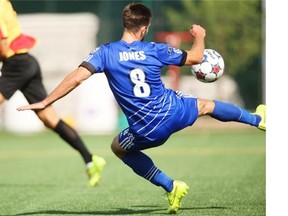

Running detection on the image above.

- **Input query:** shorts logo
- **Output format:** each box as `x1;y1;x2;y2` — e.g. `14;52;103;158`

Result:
167;46;173;55
120;129;135;150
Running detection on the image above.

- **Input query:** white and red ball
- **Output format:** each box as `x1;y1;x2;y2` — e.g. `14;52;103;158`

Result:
191;49;225;83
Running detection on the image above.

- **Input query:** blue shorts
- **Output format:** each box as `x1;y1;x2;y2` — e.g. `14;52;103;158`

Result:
118;95;198;151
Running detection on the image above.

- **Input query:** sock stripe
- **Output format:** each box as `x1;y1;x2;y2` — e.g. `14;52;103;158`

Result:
143;165;156;178
149;167;160;181
144;165;159;181
237;107;243;121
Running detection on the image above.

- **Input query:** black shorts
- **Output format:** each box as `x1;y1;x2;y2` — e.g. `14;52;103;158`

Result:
0;53;47;104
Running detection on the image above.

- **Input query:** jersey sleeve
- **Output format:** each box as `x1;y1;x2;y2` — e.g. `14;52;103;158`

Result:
79;46;105;74
156;43;187;66
0;21;8;39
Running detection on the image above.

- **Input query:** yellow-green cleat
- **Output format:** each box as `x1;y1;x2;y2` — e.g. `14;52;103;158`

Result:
254;104;266;131
86;155;106;187
166;180;189;214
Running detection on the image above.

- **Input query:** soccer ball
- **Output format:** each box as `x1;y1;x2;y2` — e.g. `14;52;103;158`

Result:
191;49;225;83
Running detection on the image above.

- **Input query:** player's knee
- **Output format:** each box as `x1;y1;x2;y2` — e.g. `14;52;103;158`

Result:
197;98;215;116
36;109;59;129
110;137;117;152
111;136;127;159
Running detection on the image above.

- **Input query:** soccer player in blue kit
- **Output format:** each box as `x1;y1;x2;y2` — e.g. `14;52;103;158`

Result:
17;2;266;214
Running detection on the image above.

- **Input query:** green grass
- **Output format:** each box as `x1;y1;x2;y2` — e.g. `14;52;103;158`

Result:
0;129;265;216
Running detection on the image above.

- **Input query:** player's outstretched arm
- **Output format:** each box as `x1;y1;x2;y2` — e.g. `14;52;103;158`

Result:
17;66;92;111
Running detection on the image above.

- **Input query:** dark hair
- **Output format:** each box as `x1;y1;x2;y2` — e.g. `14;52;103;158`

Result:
122;2;152;32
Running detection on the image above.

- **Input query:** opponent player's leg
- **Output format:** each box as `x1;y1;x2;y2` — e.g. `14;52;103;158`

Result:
35;106;106;186
0;92;5;104
197;98;266;130
0;58;22;105
111;130;189;213
21;56;105;185
35;106;93;163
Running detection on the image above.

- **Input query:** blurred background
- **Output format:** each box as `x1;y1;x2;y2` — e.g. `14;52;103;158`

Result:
0;0;265;134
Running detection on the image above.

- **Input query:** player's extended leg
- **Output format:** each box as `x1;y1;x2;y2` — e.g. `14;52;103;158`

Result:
111;133;189;214
197;99;266;131
35;106;106;186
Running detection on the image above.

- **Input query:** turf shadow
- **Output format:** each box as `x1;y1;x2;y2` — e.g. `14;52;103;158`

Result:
2;205;228;215
2;207;164;215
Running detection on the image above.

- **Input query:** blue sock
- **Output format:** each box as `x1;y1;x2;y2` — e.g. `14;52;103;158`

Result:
211;100;261;126
123;151;173;192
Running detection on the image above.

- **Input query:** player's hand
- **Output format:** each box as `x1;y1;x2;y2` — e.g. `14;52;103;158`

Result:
189;24;206;40
17;101;46;111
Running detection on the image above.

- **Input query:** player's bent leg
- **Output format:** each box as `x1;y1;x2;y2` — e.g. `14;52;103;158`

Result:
111;130;183;205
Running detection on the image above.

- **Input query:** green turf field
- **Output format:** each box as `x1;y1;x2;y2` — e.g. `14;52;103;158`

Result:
0;129;265;216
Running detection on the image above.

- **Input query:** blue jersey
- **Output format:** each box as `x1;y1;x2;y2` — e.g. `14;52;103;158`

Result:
80;40;198;148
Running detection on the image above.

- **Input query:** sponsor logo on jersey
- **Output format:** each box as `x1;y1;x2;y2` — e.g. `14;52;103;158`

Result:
167;46;182;55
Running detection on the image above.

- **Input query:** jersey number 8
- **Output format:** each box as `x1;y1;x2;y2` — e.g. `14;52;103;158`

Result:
130;68;151;97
